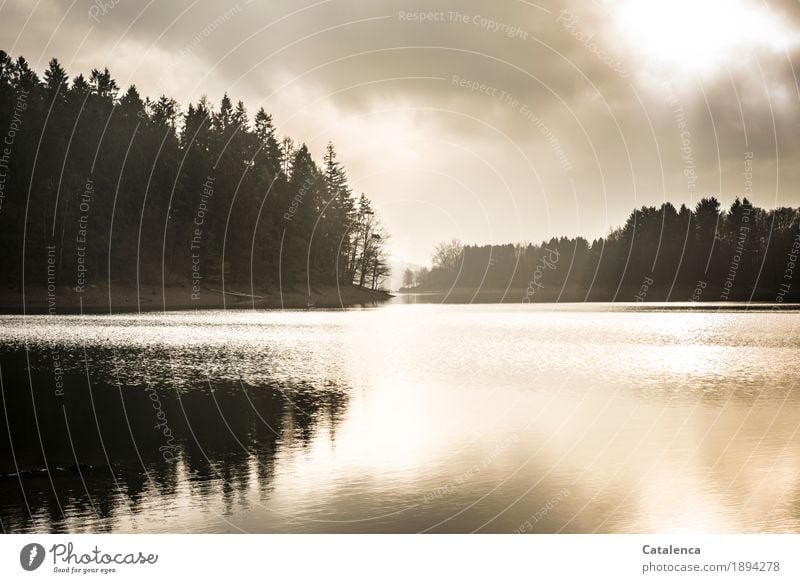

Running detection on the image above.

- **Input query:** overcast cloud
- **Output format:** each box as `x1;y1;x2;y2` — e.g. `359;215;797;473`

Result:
2;0;799;264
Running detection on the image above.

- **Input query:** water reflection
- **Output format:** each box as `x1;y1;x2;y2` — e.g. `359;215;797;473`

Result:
1;305;798;533
0;347;348;533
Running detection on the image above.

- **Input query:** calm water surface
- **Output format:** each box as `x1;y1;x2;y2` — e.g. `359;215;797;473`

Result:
1;303;798;533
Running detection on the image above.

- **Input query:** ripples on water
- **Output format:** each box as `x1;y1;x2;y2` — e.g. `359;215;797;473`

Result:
0;303;798;533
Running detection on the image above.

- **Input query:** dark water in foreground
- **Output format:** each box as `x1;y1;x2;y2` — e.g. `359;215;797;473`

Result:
1;303;798;533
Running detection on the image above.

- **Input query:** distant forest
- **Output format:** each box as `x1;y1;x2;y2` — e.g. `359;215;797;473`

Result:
0;52;390;291
407;198;800;302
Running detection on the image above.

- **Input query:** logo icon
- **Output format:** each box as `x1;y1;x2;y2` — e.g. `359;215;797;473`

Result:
20;543;46;571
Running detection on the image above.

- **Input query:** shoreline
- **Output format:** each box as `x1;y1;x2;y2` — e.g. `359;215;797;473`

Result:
395;285;800;304
0;284;393;315
2;284;796;314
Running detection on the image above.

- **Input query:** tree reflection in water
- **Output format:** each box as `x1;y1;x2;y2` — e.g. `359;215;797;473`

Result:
0;347;348;533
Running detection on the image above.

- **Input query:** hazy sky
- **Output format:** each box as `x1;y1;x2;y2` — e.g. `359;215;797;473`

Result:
2;0;799;264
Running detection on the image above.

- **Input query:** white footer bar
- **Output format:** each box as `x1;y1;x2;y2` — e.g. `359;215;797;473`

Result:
1;534;797;582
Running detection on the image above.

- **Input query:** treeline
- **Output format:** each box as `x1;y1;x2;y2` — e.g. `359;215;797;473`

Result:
409;198;800;302
0;51;390;291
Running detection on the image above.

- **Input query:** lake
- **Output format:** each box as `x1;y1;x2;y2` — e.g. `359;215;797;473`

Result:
1;302;798;533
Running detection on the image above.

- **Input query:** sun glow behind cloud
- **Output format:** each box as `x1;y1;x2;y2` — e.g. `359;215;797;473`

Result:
615;0;798;75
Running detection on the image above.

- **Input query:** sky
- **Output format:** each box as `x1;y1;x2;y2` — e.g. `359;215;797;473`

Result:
2;0;799;265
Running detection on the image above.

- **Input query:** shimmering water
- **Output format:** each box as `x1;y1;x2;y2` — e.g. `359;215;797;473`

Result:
1;303;798;533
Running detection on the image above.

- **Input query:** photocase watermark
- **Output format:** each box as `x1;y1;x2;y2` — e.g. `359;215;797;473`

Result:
154;2;249;87
284;175;313;222
634;274;655;302
689;279;707;302
43;243;67;397
0;89;29;217
451;74;504;98
522;247;560;302
556;10;628;78
451;75;572;173
20;543;46;571
743;151;754;199
720;191;752;301
21;541;159;574
177;3;246;61
662;82;698;196
773;231;800;306
422;434;520;503
87;0;121;23
190;176;215;300
397;10;446;22
519;107;573;173
145;385;179;464
513;487;571;533
47;542;158;575
398;11;529;40
74;177;94;293
45;244;57;314
450;11;529;40
717;152;756;302
49;341;65;397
